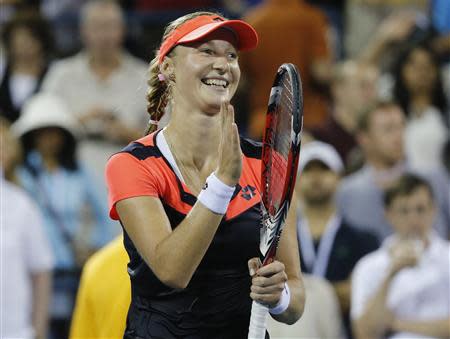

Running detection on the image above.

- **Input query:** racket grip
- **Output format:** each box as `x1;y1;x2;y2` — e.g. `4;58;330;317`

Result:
248;300;269;339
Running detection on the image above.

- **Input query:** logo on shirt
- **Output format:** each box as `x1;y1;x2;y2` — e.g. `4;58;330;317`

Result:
241;185;256;200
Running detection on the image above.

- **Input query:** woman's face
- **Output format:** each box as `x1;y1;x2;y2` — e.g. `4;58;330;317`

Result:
169;28;241;114
10;26;43;61
401;48;438;95
33;127;65;157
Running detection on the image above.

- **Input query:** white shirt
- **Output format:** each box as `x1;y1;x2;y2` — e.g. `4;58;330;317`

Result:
42;51;148;131
351;234;450;339
1;178;53;339
404;107;448;172
10;73;38;109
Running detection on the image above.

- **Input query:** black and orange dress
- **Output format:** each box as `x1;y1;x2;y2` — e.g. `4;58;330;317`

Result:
105;129;264;339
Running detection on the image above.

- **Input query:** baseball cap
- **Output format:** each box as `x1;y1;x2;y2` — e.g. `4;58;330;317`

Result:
299;141;344;174
158;15;258;64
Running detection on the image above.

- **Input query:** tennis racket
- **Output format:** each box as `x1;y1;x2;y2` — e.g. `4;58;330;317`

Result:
248;63;303;339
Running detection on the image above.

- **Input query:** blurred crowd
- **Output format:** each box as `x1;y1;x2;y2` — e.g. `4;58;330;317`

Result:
0;0;449;338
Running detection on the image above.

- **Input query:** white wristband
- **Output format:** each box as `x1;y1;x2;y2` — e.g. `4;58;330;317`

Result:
197;172;235;215
269;283;291;315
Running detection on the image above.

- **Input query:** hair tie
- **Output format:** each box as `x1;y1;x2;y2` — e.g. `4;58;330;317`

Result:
148;119;159;125
158;73;166;82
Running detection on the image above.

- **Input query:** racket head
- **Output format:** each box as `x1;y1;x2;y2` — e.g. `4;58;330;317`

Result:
259;63;303;264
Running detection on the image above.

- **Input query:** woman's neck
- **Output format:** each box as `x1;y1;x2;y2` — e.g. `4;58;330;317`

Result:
410;94;432;117
165;112;221;169
12;57;44;77
41;154;59;172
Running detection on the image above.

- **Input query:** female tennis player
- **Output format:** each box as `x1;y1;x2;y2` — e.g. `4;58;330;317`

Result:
105;11;305;338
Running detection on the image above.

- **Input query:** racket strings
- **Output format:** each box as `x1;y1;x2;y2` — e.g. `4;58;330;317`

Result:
267;76;294;212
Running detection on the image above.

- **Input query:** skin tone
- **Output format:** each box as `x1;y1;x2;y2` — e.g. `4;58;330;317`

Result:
353;187;450;339
33;127;65;172
116;28;304;324
401;48;438;117
9;26;44;77
358;106;406;172
31;272;52;339
332;62;379;133
296;161;351;313
0;121;22;184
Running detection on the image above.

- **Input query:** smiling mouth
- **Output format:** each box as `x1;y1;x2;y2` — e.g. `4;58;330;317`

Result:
201;78;229;89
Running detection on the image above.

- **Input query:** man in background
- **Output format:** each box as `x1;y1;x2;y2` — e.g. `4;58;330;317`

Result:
351;174;450;338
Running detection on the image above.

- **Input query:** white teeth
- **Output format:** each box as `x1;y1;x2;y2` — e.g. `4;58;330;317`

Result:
203;79;228;88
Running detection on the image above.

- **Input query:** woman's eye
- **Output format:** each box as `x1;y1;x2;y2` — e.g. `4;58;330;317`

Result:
228;52;238;60
201;48;214;55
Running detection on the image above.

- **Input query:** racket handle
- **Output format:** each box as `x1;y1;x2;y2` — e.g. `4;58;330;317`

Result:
248;300;269;339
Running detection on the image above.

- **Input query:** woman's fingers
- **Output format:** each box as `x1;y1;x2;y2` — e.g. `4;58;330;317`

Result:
216;102;242;186
249;259;288;307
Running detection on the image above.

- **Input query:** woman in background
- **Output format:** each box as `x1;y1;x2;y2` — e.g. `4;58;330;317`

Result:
12;93;115;339
393;42;449;172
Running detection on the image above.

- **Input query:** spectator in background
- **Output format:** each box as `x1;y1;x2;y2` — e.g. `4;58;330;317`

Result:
41;0;148;186
337;100;449;241
240;0;332;138
0;118;53;339
392;43;448;172
11;93;115;339
69;236;129;339
295;141;379;337
351;174;450;339
312;60;379;172
0;11;53;122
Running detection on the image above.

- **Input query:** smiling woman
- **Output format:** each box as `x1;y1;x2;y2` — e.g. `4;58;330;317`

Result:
105;12;305;339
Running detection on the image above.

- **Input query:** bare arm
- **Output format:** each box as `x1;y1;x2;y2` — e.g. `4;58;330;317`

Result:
392;318;450;338
117;196;225;289
333;279;351;314
272;196;305;324
359;12;416;66
249;195;305;325
31;271;52;339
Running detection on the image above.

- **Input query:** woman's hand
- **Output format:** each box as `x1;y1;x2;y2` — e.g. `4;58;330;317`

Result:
248;258;288;308
215;100;242;187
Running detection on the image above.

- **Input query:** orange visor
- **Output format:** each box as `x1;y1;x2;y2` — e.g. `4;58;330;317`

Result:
158;15;258;64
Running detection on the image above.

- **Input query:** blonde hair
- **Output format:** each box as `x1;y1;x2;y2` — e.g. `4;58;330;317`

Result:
145;11;224;135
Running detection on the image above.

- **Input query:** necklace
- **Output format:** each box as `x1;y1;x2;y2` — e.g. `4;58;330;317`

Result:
164;130;206;195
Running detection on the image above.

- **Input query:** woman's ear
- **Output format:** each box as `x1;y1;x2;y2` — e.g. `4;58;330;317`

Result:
160;58;175;81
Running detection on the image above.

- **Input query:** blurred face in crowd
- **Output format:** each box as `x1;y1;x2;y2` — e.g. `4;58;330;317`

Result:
9;26;43;62
332;62;379;118
33;127;65;158
81;2;124;55
402;47;438;96
360;105;405;167
298;160;340;206
386;187;435;242
169;28;241;113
